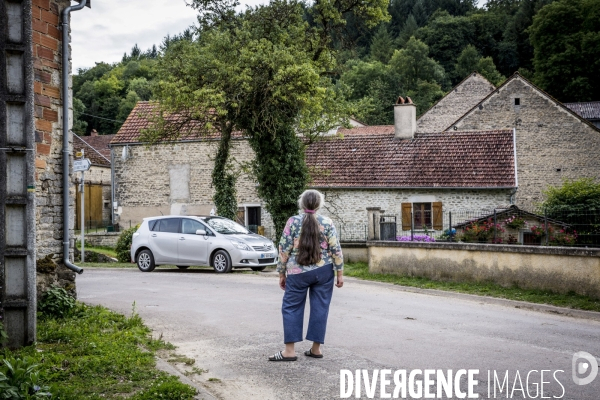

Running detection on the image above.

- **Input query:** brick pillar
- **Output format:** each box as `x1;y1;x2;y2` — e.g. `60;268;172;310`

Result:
366;207;381;241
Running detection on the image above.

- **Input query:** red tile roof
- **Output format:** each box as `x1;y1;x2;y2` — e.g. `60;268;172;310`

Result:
306;129;516;188
337;125;394;135
111;101;242;144
564;101;600;120
78;133;114;159
73;135;110;167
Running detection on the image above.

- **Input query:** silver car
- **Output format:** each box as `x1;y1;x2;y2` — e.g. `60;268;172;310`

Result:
130;215;278;273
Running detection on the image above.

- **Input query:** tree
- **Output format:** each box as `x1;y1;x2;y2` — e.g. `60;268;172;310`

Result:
389;36;446;90
542;178;600;213
147;0;389;237
529;0;600;102
454;44;480;80
370;25;395;63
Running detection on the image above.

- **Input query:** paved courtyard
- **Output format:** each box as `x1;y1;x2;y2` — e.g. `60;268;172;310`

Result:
78;268;600;399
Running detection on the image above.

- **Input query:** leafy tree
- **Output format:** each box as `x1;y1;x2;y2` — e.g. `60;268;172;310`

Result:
389;36;446;89
455;45;506;85
529;0;600;102
370;25;395;63
476;56;505;86
397;14;419;47
542;178;600;213
147;0;389;236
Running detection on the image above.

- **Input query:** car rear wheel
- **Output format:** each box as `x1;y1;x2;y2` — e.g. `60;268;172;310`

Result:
137;250;155;272
177;266;189;270
212;250;232;273
251;266;266;272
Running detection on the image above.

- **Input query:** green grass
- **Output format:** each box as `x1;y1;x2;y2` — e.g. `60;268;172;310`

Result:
75;242;118;258
344;262;600;312
79;261;138;268
2;303;196;399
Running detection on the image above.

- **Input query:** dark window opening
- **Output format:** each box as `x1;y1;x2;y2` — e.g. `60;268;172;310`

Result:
413;203;432;229
514;98;520;106
247;207;261;233
556;168;562;172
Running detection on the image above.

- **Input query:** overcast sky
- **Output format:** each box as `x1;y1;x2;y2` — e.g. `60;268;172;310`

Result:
72;0;487;72
71;0;265;71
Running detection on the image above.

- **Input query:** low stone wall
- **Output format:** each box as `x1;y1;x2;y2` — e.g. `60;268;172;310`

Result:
84;232;120;248
341;243;368;263
368;241;600;299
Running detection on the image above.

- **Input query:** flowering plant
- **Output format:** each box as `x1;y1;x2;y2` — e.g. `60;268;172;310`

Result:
396;235;436;242
530;225;553;237
504;215;526;230
549;229;578;246
461;218;505;242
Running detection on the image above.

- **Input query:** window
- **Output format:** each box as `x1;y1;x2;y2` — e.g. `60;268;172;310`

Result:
514;98;520;106
157;218;180;233
181;219;209;235
413;203;432;229
401;202;443;231
149;220;158;231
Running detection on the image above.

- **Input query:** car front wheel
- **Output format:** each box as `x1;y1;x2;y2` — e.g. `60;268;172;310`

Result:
212;250;232;273
137;249;155;272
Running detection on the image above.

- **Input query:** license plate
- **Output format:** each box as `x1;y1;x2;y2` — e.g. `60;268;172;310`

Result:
261;253;274;259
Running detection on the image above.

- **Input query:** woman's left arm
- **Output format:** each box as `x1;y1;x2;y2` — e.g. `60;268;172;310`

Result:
327;222;344;274
276;217;295;290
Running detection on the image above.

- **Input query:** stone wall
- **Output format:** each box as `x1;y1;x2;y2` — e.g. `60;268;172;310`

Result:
319;188;513;225
416;72;495;133
32;0;77;297
368;241;600;299
449;75;600;208
84;232;120;248
112;139;275;233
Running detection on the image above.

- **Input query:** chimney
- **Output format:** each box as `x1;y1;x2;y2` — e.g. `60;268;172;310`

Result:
91;129;98;136
394;101;416;139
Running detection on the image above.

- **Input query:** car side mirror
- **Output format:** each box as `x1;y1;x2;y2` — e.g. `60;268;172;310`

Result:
196;229;207;236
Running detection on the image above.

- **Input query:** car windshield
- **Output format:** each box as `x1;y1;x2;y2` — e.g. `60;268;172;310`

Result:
204;217;249;234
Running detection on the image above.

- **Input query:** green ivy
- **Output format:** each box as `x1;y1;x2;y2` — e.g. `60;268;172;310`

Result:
211;124;238;220
248;126;307;239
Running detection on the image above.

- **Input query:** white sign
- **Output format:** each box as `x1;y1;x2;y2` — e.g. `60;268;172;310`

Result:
73;158;91;172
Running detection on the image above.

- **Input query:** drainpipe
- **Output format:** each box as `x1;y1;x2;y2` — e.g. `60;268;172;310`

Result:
61;0;88;274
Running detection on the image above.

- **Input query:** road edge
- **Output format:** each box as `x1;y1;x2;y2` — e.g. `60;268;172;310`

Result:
345;277;600;322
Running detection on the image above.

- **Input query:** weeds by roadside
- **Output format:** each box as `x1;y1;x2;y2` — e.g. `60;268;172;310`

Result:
344;262;600;312
1;302;196;399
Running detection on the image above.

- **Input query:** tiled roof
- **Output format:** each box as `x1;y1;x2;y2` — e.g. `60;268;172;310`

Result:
78;133;114;159
306;129;516;188
564;101;600;120
111;101;242;145
73;135;110;167
337;125;394;135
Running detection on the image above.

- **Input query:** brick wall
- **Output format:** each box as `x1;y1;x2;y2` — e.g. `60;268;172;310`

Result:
449;76;600;208
32;0;77;295
416;73;495;133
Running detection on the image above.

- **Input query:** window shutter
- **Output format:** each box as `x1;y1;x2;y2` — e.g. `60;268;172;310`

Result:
432;202;443;230
401;203;412;231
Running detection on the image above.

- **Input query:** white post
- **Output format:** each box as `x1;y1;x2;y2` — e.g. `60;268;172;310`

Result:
80;149;85;263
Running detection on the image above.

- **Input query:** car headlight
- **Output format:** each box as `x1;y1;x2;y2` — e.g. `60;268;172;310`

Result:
230;240;252;251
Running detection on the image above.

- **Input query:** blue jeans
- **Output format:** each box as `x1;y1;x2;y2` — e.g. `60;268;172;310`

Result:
282;265;335;344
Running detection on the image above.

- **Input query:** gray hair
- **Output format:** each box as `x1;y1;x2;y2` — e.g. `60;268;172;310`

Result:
298;189;325;212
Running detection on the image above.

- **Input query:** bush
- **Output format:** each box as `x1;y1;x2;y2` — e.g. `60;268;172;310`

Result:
0;356;51;399
38;287;76;319
116;225;138;263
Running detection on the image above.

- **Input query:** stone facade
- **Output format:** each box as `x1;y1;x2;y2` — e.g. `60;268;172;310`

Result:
32;0;77;296
320;188;512;224
416;72;495;133
111;139;276;235
449;75;600;208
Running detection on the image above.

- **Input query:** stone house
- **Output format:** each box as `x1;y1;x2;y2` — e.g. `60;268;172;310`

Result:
448;73;600;208
1;0;89;347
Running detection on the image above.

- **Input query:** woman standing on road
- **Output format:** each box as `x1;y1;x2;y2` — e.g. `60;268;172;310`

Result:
269;189;344;361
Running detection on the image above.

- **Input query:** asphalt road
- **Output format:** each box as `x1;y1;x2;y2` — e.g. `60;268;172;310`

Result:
77;268;600;400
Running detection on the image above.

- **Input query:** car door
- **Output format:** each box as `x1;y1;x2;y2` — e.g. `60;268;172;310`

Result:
149;218;181;263
178;218;210;265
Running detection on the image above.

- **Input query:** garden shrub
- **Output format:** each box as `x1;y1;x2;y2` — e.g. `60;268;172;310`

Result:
116;225;138;263
0;356;51;399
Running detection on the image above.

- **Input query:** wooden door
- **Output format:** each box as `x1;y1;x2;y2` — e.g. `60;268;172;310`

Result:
76;184;103;229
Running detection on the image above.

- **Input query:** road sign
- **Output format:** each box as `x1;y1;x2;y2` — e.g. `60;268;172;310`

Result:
73;158;91;172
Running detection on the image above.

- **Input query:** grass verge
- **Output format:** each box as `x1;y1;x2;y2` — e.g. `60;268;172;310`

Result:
344;262;600;312
75;242;118;258
1;303;197;399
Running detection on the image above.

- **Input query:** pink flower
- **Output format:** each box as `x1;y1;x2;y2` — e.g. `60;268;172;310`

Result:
320;241;328;249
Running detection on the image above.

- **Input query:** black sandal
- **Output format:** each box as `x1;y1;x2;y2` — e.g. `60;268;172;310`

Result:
268;351;297;361
304;349;323;358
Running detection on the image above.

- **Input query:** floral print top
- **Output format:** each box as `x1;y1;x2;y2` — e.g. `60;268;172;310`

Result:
276;213;344;275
